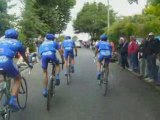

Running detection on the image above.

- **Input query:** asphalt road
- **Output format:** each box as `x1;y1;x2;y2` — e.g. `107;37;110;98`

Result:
12;48;160;120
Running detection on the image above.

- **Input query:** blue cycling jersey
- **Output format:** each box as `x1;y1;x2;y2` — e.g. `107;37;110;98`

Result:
96;41;112;58
62;39;75;51
96;41;112;51
39;40;60;55
0;38;25;58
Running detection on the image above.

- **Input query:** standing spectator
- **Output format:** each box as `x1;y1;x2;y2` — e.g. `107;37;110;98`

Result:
128;36;139;71
138;38;147;78
110;41;115;53
145;32;160;82
117;37;124;65
120;37;129;69
25;47;30;59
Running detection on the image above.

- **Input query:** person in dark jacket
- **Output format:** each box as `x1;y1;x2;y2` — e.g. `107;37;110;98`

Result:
145;32;160;82
120;37;129;69
138;38;147;78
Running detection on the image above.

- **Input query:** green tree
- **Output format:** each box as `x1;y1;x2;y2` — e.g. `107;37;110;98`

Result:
0;0;14;36
73;2;116;39
19;0;75;51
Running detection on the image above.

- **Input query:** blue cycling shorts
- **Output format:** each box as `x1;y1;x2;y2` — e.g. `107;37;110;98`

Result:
63;50;74;60
0;56;19;78
41;51;59;70
98;54;110;63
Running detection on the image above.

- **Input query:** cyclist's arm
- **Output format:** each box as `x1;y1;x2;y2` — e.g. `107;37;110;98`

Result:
57;43;64;62
73;41;77;56
75;47;77;56
95;42;99;57
18;43;30;66
95;48;98;57
21;53;30;65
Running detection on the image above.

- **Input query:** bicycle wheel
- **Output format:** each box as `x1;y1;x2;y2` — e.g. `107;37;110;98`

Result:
102;69;108;96
47;87;51;111
17;77;28;110
47;78;55;111
0;94;10;120
67;65;71;85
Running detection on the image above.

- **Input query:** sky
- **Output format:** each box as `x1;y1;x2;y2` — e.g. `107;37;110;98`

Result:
8;0;147;40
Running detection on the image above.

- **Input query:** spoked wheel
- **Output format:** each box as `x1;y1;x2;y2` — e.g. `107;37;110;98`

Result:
47;78;55;111
17;77;28;110
66;66;71;85
3;106;10;120
0;94;10;120
102;71;108;96
47;88;51;111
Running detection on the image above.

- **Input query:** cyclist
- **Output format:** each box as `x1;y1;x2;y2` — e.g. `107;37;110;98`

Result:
95;34;112;80
0;28;32;110
39;33;64;97
61;36;77;76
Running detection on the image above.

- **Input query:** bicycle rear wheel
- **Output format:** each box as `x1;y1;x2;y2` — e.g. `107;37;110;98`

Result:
17;77;28;110
67;66;71;85
47;78;55;111
102;69;108;96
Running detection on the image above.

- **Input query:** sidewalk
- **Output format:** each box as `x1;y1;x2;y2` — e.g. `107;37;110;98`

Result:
116;61;160;91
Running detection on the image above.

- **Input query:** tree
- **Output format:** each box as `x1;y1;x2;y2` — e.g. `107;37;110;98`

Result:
19;0;75;51
73;2;116;39
20;0;75;38
128;0;138;4
0;0;14;36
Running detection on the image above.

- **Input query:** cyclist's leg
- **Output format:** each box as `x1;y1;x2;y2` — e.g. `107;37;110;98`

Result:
41;55;49;97
105;58;110;79
50;54;60;85
0;59;21;109
97;54;103;80
64;51;69;75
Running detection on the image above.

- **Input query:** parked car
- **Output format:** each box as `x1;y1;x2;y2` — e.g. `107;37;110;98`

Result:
75;41;81;48
155;35;160;41
136;38;143;45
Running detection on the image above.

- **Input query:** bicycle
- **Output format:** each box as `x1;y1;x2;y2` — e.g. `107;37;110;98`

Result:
0;65;30;120
47;62;63;111
94;58;109;96
66;55;72;85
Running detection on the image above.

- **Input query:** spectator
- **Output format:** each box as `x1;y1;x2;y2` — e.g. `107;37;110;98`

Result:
117;37;124;65
138;38;147;78
120;37;129;69
29;52;38;64
110;41;115;53
145;32;160;82
128;36;139;71
25;47;30;59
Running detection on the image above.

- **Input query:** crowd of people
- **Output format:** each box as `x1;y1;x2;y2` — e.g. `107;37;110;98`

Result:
118;32;160;85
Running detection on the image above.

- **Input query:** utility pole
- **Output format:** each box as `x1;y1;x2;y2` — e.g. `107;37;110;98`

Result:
107;0;110;34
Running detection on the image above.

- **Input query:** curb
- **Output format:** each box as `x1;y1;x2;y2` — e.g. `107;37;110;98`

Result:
116;63;160;92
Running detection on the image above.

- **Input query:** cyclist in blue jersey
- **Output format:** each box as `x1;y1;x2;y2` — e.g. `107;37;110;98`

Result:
95;34;112;80
0;28;32;110
39;33;64;97
61;36;77;75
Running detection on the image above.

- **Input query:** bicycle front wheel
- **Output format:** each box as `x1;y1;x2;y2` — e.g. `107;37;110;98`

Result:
17;77;28;110
0;94;10;120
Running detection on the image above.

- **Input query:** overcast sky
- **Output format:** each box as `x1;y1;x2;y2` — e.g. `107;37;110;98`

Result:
8;0;147;40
